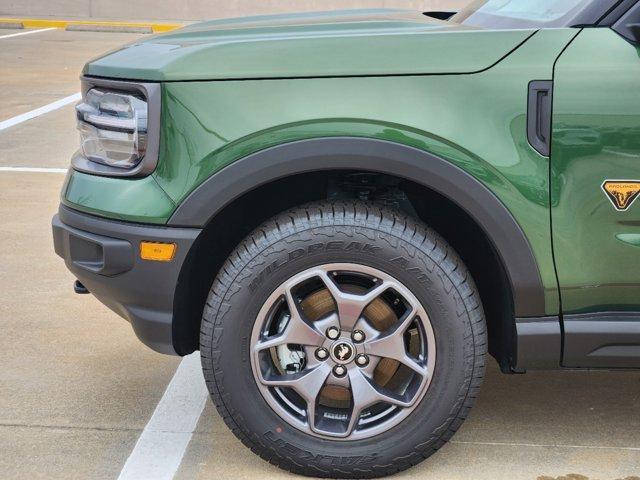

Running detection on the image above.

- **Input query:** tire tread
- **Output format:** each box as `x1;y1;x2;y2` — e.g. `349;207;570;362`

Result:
200;201;487;478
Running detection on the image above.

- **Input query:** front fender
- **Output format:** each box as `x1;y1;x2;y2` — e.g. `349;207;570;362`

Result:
168;136;545;318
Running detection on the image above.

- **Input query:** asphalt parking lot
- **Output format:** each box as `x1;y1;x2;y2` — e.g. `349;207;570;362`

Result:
0;26;639;480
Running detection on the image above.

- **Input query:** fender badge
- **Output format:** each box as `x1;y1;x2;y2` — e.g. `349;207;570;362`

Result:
602;180;640;211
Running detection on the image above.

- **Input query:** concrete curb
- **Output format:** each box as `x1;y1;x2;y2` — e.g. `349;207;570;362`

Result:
0;17;182;33
66;24;153;33
0;21;24;29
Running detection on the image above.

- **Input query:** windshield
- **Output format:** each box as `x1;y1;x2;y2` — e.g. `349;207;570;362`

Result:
451;0;595;29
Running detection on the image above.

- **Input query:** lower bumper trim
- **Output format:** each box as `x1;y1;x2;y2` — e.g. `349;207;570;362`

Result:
52;205;202;355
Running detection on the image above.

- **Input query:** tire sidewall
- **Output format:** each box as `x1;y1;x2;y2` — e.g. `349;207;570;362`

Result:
204;221;476;466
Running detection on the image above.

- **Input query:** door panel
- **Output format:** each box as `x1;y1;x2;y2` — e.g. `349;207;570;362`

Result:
552;28;640;315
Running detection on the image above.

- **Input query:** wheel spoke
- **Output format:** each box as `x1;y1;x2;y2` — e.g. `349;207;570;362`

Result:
366;334;428;377
254;289;326;352
260;363;330;397
318;270;390;330
260;363;331;430
364;310;429;378
345;369;411;435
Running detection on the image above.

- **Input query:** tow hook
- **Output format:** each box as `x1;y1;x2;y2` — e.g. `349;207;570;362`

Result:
74;280;89;294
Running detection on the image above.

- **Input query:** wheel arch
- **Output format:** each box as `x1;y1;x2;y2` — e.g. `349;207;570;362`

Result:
169;137;544;365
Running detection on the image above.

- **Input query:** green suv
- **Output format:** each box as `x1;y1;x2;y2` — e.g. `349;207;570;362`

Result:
52;1;640;477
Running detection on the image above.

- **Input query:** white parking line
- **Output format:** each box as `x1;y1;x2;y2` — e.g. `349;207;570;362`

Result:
0;27;57;40
0;167;67;173
0;92;81;132
117;352;209;480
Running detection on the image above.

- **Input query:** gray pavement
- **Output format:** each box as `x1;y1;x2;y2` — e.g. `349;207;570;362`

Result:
0;28;141;119
0;27;639;480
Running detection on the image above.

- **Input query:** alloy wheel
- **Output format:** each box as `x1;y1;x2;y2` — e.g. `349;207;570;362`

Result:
250;263;436;440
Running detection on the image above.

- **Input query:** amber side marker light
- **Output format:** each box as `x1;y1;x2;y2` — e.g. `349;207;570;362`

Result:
140;241;177;262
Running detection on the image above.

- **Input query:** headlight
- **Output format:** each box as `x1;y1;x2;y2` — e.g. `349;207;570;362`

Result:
76;89;148;170
71;78;160;178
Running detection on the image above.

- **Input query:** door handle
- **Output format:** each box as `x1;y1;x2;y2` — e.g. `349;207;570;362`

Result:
527;80;553;156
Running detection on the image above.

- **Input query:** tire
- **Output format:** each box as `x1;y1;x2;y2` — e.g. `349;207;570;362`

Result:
200;201;487;478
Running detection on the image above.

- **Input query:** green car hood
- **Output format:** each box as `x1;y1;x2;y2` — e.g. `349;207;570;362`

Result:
84;9;535;81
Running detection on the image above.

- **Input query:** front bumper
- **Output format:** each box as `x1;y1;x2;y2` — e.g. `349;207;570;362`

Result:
52;205;201;355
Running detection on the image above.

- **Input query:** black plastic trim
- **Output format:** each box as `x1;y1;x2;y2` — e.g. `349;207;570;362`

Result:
514;317;561;371
53;216;133;276
527;80;553;157
52;205;201;355
71;76;161;178
598;0;637;26
569;0;630;27
422;11;457;21
563;312;640;368
612;1;640;44
169;137;546;318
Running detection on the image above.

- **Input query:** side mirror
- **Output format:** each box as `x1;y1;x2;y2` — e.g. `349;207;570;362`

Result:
422;11;457;21
613;4;640;45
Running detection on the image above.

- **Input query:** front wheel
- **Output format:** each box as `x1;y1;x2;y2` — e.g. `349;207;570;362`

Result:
200;201;486;478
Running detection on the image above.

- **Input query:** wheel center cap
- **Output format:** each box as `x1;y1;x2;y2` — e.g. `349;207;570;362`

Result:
331;340;355;364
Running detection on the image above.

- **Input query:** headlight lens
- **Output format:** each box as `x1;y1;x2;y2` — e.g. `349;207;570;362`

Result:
76;89;148;169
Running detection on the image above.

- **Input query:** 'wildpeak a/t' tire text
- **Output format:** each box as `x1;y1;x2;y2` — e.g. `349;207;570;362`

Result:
200;201;487;478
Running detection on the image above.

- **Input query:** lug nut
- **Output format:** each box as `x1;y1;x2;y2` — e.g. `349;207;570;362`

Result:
355;354;369;367
326;326;340;340
315;348;329;361
351;330;365;343
333;365;347;377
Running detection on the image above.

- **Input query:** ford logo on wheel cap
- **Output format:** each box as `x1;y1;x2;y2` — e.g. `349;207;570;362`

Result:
332;341;355;363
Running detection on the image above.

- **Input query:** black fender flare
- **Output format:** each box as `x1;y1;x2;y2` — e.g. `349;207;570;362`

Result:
168;137;545;317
